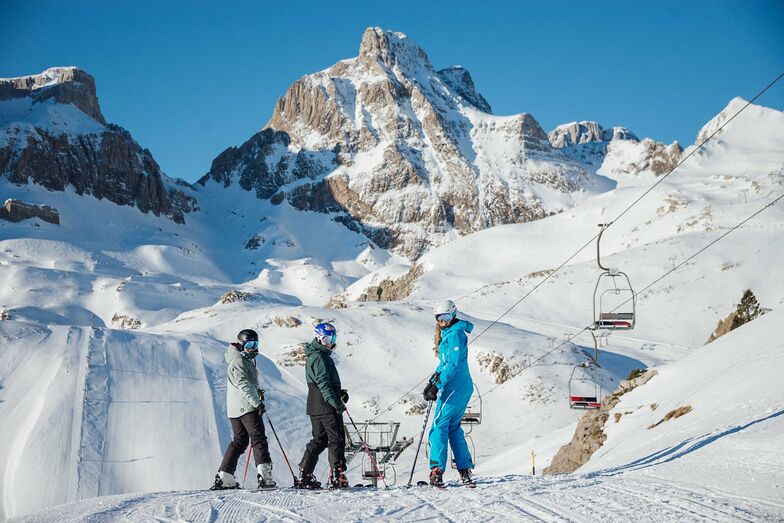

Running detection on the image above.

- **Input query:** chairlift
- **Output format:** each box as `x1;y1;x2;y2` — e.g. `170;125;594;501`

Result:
568;331;602;409
593;223;636;330
344;421;412;487
568;361;602;409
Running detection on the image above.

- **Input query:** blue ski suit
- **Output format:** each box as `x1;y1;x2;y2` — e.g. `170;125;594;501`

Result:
428;319;474;471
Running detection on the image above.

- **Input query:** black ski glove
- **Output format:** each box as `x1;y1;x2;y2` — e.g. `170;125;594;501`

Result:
257;401;266;415
257;388;265;401
340;389;349;404
423;382;438;401
423;372;440;401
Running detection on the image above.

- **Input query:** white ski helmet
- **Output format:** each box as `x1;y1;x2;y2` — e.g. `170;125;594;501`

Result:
433;299;457;321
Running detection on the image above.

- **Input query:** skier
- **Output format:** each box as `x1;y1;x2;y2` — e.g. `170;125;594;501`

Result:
211;329;277;490
423;299;475;488
296;322;350;489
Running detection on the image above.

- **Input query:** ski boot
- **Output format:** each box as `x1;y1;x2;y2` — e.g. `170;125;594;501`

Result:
459;468;476;488
329;466;349;489
296;470;322;490
257;463;277;490
210;471;241;490
429;467;445;489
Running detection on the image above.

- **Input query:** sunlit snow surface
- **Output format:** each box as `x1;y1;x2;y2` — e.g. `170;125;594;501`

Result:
1;99;783;521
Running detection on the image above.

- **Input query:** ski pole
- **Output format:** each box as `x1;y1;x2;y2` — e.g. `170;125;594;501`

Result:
264;412;299;486
242;443;252;482
343;406;389;490
406;400;434;487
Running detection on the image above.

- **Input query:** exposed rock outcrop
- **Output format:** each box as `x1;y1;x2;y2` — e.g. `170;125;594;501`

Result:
1;199;60;224
0;68;197;224
200;27;598;258
356;264;423;302
0;67;106;124
219;290;253;304
707;289;769;344
544;369;658;475
111;313;141;330
549;121;638;149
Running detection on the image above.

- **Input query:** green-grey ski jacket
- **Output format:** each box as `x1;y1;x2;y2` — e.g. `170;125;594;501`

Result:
304;339;342;415
225;343;262;418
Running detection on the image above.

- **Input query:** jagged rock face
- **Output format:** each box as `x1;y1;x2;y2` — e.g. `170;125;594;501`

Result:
0;68;197;224
550;119;681;178
202;27;595;258
436;66;492;113
0;198;60;224
0;67;106;124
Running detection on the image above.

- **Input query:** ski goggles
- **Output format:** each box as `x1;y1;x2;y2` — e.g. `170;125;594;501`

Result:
435;312;454;323
319;333;337;346
243;340;259;351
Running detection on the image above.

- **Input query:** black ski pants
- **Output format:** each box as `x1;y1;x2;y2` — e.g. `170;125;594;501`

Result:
299;411;346;474
219;411;271;474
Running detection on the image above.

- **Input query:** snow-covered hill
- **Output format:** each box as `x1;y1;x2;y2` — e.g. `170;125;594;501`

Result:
1;34;783;521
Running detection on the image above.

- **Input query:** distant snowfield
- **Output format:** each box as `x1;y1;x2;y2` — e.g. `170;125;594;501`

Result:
1;99;783;521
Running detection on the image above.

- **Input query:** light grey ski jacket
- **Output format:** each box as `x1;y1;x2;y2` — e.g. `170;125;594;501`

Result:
225;343;262;418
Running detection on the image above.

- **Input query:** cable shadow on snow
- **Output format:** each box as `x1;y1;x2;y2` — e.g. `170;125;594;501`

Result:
588;407;784;477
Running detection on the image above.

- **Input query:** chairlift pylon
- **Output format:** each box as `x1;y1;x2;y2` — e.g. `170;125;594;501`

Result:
593;223;636;330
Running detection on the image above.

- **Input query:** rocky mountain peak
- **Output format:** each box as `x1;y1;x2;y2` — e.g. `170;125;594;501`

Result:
208;28;601;258
357;27;433;73
436;66;492;113
1;67;197;223
549;121;638;149
0;66;106;124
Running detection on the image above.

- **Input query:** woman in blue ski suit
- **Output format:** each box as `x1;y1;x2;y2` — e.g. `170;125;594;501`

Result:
423;299;475;486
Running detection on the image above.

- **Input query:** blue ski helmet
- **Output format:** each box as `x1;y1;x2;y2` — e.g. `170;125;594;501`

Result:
314;322;337;347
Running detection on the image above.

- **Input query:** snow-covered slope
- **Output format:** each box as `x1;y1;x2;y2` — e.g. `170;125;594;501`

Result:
1;57;782;522
582;307;784;500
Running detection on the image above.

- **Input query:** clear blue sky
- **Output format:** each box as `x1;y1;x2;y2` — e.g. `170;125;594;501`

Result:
2;1;782;182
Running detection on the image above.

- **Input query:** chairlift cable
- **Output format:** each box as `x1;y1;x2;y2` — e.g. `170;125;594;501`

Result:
469;70;783;346
480;191;784;398
367;70;784;422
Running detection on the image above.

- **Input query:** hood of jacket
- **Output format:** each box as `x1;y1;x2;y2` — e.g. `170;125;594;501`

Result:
225;342;243;364
305;338;333;357
442;319;474;337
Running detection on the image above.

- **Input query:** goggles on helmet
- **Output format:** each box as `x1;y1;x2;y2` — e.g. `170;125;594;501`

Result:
243;340;259;351
435;312;454;323
319;333;337;346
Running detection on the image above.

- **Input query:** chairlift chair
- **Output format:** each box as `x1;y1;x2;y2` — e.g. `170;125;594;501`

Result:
568;362;602;409
593;223;636;331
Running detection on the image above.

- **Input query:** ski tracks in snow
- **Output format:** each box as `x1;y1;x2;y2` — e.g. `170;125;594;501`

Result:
15;473;784;522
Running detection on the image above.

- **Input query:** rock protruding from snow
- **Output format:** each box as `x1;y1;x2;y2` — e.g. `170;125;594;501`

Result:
202;27;598;258
544;369;658;475
0;67;106;124
0;68;197;224
0;198;60;224
706;289;769;344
